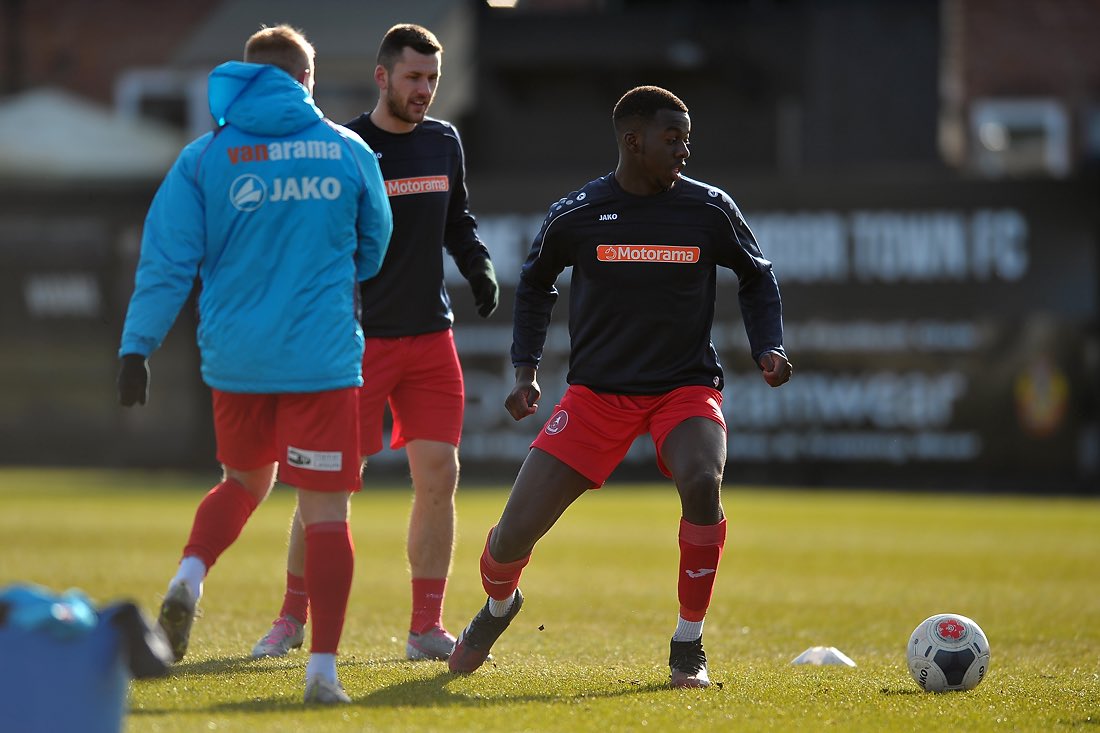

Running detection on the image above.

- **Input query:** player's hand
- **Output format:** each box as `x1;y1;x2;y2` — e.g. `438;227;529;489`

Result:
759;351;792;387
466;257;499;318
118;354;150;406
505;367;540;421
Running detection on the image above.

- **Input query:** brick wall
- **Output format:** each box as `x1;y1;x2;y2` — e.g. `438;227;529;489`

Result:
0;0;221;103
941;0;1100;171
961;0;1100;100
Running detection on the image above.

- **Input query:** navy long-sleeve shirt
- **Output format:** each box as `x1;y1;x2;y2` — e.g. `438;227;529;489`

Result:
344;114;490;337
512;173;786;394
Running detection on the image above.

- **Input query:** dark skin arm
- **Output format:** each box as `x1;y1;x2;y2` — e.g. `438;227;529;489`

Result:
504;365;541;421
759;351;793;387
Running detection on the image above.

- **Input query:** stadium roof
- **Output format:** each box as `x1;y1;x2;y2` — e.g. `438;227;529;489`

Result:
0;88;185;182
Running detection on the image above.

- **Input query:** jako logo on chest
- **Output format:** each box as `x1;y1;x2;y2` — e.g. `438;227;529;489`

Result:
598;213;618;221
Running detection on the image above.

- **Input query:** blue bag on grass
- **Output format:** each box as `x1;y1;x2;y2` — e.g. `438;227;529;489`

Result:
0;583;172;733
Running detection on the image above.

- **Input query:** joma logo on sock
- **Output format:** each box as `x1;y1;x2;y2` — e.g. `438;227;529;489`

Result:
684;568;715;578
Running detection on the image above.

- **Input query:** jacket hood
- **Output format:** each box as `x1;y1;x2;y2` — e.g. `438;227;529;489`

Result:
207;61;323;136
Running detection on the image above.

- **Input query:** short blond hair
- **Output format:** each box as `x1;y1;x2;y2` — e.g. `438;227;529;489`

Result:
244;24;315;78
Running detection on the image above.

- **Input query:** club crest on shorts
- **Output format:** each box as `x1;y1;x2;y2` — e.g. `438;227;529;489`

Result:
544;410;569;435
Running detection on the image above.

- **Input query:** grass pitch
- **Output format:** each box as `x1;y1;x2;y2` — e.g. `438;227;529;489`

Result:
0;467;1097;732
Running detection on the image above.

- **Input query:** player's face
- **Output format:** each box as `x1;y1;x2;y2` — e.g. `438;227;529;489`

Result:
637;109;691;191
382;48;441;125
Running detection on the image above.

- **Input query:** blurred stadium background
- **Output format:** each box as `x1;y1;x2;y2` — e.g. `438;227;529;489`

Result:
0;0;1096;493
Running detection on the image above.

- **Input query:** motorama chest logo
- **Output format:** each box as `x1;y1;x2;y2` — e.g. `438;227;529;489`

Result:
385;175;449;197
596;244;700;263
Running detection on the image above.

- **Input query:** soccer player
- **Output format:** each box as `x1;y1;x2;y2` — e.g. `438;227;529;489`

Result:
250;23;498;663
116;25;392;705
447;86;792;688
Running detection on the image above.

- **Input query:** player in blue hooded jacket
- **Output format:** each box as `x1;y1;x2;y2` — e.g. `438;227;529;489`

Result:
116;24;392;705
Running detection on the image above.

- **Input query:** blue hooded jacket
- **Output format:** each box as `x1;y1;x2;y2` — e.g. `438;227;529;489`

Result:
120;62;392;392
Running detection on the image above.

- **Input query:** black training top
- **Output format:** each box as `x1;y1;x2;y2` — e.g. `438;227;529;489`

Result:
344;114;490;337
512;173;786;395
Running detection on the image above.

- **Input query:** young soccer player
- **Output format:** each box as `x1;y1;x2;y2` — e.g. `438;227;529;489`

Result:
447;85;792;688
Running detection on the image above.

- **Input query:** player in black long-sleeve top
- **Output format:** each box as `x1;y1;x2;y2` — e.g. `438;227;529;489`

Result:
251;24;498;665
449;86;792;687
347;114;492;337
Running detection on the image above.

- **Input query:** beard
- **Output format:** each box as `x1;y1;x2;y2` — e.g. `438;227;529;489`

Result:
385;89;428;126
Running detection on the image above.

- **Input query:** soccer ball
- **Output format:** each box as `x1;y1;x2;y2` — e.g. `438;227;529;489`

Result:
906;613;990;692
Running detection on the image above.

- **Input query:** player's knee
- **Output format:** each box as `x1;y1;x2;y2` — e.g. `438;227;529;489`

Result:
678;464;722;495
676;468;722;517
223;463;277;503
409;442;459;489
297;490;349;525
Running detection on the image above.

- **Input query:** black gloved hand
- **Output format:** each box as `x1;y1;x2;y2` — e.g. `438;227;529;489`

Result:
117;354;149;407
466;257;499;318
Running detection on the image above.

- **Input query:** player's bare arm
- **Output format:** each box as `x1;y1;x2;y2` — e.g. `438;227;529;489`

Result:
759;351;793;388
505;366;541;421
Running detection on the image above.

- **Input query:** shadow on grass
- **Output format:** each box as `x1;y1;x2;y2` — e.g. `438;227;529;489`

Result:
357;666;673;709
164;654;265;676
131;661;675;716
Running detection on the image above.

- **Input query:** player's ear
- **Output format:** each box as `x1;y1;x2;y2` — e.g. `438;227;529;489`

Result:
373;64;387;90
622;129;640;154
299;67;314;95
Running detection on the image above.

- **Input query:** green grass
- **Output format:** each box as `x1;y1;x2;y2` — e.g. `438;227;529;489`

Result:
1;467;1097;732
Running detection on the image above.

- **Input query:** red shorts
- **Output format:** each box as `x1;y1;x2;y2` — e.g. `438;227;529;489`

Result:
359;329;464;456
211;387;361;493
530;384;726;487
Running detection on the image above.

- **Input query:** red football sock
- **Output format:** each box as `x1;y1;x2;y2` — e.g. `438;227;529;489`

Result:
304;521;353;654
280;571;309;625
677;518;727;622
479;527;530;601
410;577;447;634
182;478;259;570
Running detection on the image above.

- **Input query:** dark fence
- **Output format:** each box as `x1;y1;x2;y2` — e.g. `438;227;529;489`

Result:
1;175;1096;492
